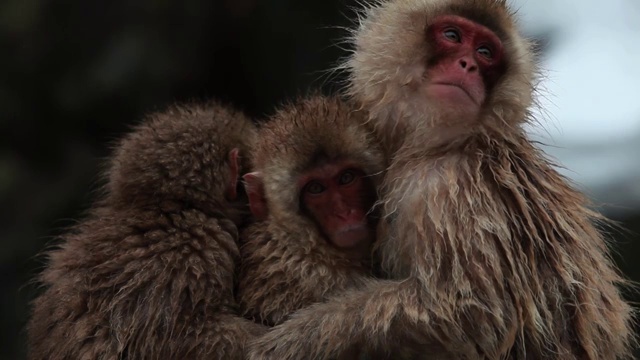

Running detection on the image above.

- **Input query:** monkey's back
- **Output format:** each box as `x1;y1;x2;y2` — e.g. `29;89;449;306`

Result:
28;207;263;359
27;102;264;360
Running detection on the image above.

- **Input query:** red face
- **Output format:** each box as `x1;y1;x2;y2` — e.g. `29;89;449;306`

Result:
425;15;506;112
299;161;376;252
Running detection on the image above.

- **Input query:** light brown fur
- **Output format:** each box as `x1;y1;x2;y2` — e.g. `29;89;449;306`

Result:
237;95;385;327
248;0;635;359
27;102;266;359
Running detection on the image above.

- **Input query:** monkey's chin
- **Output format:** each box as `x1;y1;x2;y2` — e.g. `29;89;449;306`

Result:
331;226;371;249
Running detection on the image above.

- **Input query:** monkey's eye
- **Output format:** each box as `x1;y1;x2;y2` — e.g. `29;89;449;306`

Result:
305;181;325;195
443;29;460;42
338;170;356;185
477;46;493;59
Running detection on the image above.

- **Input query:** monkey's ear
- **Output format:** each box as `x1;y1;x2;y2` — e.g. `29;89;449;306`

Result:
243;172;268;220
226;148;240;200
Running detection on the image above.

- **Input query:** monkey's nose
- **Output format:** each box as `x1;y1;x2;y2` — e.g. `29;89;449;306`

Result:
335;208;353;219
334;203;355;219
459;57;478;72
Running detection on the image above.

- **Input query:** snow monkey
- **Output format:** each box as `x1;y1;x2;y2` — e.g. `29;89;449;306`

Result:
247;0;635;359
237;95;385;327
27;102;267;360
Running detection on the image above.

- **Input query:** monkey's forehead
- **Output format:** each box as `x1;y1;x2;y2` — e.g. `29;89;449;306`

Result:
441;0;513;39
362;0;516;41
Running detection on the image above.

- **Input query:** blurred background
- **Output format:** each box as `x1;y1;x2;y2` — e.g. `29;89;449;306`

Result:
1;0;638;358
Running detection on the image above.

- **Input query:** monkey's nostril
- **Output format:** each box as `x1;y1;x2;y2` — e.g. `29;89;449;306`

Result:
460;59;467;68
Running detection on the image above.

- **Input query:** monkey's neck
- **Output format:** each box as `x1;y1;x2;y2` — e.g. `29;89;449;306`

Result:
393;114;527;162
390;130;473;164
384;119;478;158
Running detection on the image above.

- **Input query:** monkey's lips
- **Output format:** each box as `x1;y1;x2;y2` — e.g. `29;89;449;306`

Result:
332;224;371;249
428;82;481;106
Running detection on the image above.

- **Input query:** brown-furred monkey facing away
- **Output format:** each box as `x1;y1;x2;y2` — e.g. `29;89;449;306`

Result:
27;103;266;360
248;0;635;359
237;95;385;327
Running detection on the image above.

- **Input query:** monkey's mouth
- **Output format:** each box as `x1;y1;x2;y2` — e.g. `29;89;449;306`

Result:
333;224;370;249
430;82;478;105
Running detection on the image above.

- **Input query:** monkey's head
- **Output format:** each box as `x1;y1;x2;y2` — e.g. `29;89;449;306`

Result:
244;95;385;252
346;0;537;149
107;102;256;222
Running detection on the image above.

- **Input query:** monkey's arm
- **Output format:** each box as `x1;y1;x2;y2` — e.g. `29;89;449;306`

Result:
247;278;493;360
238;222;373;326
28;209;267;360
247;203;523;360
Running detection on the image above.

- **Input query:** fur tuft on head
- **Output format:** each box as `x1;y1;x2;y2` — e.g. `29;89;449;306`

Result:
107;102;256;219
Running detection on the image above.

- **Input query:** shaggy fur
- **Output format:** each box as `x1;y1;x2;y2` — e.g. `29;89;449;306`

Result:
27;102;266;360
237;95;385;327
248;1;635;359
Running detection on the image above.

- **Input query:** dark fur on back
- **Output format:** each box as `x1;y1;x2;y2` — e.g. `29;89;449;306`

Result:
27;102;266;360
247;1;635;359
237;95;385;326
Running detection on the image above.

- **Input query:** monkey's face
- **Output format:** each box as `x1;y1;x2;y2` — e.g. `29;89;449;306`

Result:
424;15;506;120
299;160;376;253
